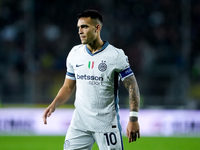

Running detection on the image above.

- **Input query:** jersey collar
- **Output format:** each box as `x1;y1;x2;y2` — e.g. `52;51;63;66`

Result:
85;41;109;56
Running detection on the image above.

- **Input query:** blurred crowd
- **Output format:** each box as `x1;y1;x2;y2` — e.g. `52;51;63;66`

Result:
0;0;200;108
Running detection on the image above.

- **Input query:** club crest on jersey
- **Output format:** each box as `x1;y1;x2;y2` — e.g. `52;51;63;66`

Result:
98;61;107;72
88;61;94;69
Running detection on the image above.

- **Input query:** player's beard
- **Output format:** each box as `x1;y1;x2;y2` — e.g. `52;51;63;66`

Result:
80;36;87;44
80;37;92;45
80;39;87;44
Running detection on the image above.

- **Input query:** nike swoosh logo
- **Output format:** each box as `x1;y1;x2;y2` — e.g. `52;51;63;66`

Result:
76;64;84;67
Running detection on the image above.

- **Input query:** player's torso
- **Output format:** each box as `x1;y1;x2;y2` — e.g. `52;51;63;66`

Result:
70;43;119;109
69;43;122;132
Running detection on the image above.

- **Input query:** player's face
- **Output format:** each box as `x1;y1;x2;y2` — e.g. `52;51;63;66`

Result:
77;17;98;44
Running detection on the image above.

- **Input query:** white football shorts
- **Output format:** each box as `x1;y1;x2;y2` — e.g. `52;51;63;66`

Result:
64;125;124;150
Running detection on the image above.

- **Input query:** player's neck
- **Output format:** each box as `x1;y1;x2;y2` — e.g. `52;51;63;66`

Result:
87;38;104;54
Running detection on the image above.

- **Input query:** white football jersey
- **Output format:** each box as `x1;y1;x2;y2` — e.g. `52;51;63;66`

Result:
66;41;134;132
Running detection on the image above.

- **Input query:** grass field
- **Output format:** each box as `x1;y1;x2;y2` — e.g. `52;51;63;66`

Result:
0;136;199;150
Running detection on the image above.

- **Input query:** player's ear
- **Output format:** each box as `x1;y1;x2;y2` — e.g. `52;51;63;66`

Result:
95;24;101;32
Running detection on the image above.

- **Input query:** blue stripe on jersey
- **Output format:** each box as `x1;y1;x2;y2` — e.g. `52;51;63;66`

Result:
119;67;133;79
66;71;75;77
114;72;124;150
119;130;124;150
86;41;109;56
114;72;122;131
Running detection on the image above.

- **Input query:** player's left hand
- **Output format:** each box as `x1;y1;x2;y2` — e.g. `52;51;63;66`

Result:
126;120;140;143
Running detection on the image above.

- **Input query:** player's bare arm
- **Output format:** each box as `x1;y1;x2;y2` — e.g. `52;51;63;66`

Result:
123;75;140;113
122;75;140;143
42;78;76;124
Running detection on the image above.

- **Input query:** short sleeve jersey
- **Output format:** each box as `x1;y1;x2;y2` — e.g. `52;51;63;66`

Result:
66;41;134;132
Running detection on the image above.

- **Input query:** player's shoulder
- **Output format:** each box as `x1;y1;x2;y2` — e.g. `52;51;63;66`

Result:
108;43;126;56
71;44;85;52
68;44;84;57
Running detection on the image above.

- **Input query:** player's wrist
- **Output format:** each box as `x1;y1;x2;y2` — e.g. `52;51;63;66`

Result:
129;111;138;122
129;116;138;122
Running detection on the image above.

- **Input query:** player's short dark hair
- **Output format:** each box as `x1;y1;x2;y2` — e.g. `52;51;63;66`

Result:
77;9;103;24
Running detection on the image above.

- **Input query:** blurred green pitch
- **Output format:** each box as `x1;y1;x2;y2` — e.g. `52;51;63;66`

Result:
0;136;199;150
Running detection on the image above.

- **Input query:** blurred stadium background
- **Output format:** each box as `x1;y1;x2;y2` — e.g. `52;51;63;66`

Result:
0;0;200;149
1;0;200;108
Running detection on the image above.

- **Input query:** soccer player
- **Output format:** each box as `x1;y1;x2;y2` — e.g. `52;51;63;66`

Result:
42;9;140;150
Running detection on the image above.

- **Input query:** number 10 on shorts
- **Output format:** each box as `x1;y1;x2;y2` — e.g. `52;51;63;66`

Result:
104;132;117;146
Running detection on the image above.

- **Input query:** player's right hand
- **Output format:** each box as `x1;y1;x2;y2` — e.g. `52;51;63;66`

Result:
42;105;55;125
